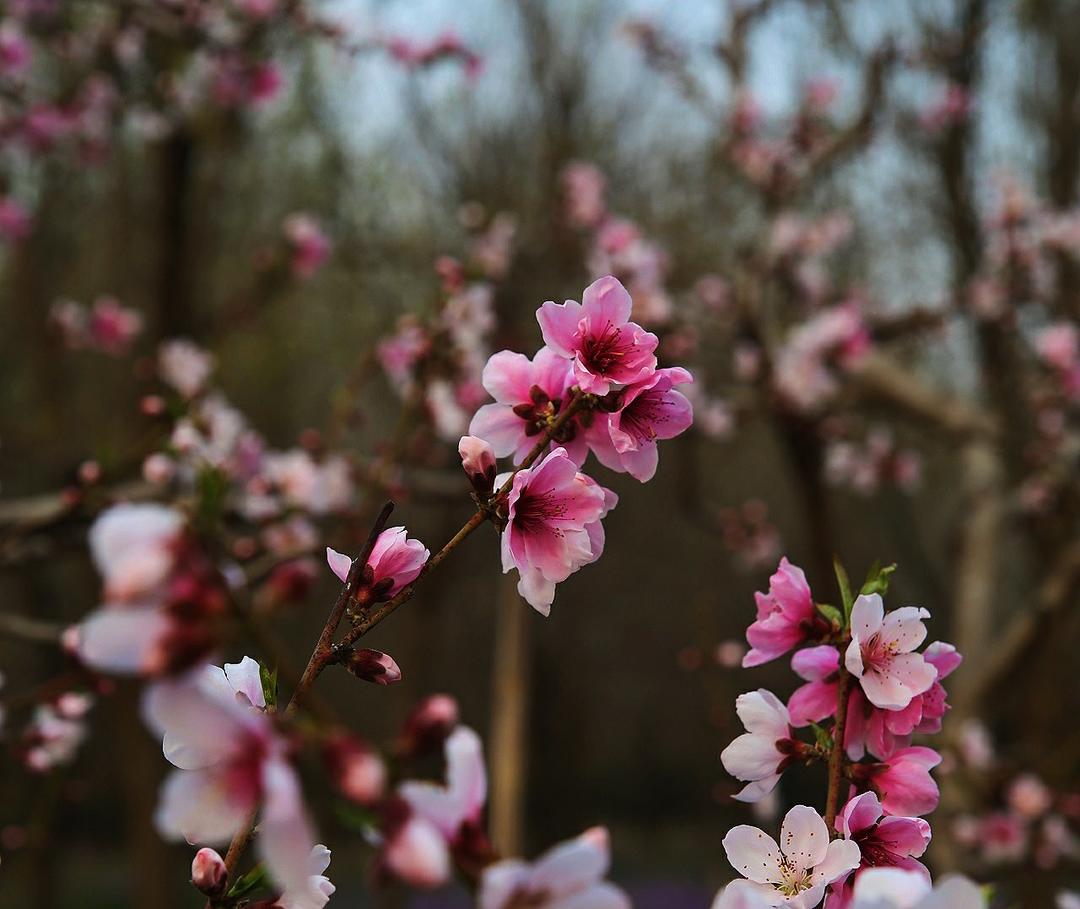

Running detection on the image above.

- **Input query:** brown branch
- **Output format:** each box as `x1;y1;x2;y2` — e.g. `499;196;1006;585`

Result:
823;666;852;831
0;612;64;645
848;352;997;438
213;391;590;898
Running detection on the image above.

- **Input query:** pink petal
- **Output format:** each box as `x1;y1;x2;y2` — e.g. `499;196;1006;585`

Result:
723;825;785;885
780;805;830;872
580;275;633;326
326;547;351;583
537;300;584;358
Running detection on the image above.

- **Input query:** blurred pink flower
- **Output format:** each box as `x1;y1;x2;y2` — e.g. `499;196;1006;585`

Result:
562;161;608;229
479;826;630;909
159;339;214;398
283;213;331;279
0;196;31;241
143;658;319;901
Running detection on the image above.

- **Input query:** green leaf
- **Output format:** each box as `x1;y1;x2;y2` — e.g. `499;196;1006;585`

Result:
816;602;843;628
809;722;833;752
833;557;854;624
260;662;278;710
335;801;380;833
226;863;267;900
860;562;898;598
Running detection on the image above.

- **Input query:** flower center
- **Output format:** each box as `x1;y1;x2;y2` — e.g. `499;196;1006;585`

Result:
580;322;626;374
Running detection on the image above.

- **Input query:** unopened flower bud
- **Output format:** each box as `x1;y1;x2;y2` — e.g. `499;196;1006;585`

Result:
323;733;387;804
458;435;496;494
397;693;458;757
344;648;402;686
191;847;227;897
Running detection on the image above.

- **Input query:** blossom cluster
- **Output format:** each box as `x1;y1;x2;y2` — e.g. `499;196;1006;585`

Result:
465;274;694;612
711;557;984;909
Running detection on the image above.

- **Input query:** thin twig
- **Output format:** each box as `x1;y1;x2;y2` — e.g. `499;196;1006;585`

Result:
823;666;852;831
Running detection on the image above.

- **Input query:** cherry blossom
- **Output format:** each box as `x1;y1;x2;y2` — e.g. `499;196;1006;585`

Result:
326;526;429;602
468;347;582;465
143;658;319;901
283;213;331;279
721;689;803;803
722;805;862;909
500;447;613;614
384;726;487;887
825;792;931;909
855;747;941;818
459;434;497;493
537;275;658;395
159;339;215;399
849;869;985;909
88;503;184;602
274;844;335;909
743;558;826;667
589;366;694;482
845;595;937;711
479;826;631;909
23;694;93;772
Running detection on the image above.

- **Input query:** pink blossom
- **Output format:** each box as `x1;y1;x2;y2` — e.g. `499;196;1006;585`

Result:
723;805;862;909
159;339;214;399
1035;322;1078;372
825;792;931;909
588;367;694;482
850;870;986;909
562;161;608;228
743;558;826;668
500;447;612;615
479;826;630;909
720;689;800;802
283;213;331;279
89;503;184;602
143;659;318;901
773;305;869;412
274;845;335;909
844;641;960;761
975;812;1028;863
386;726;488;887
1007;774;1053;819
920;83;972;133
0;196;31;241
326;525;428;601
858;746;941;817
87;296;143;355
845;595;937;711
537;275;659;395
787;645;842;727
469;347;583;464
23;698;92;772
191;847;227;897
323;733;386;805
398;694;459;757
377;319;431;391
0;23;31;76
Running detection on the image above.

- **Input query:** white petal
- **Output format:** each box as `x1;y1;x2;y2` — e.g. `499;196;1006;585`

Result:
778;806;829;873
723;825;785;885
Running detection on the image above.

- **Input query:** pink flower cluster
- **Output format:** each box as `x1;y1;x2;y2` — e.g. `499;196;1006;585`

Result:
773;304;870;413
382;29;483;80
69;504;228;677
48;295;144;356
561;161;674;326
467;275;694;612
377;212;514;442
715;558;972;908
824;426;921;497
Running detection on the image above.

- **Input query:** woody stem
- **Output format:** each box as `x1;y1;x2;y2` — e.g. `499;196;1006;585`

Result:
823;665;853;831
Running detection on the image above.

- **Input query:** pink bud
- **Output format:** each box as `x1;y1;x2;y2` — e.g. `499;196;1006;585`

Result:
345;648;402;686
458;435;496;493
191;847;227;897
324;734;387;804
398;694;458;757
